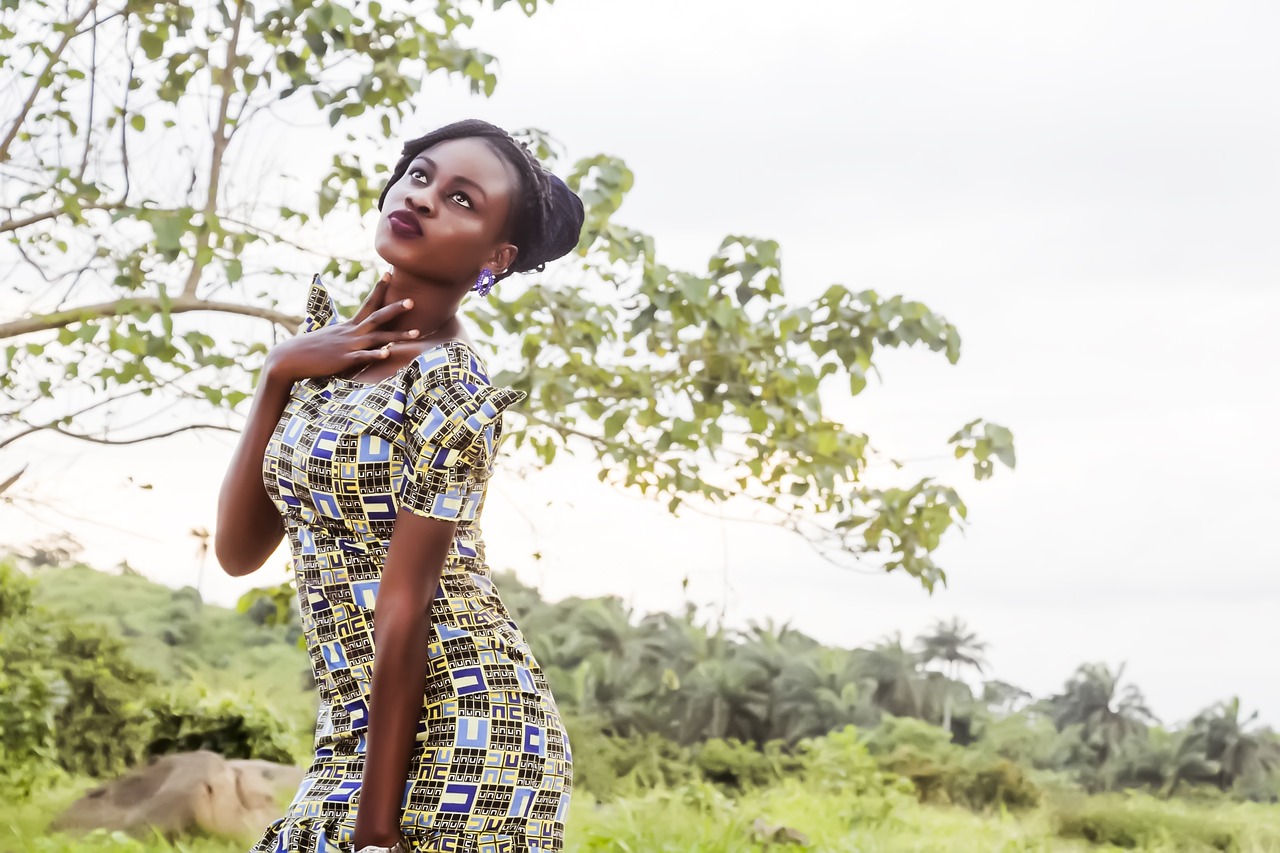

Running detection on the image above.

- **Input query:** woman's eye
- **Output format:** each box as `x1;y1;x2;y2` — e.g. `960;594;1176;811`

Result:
409;167;428;182
451;192;472;209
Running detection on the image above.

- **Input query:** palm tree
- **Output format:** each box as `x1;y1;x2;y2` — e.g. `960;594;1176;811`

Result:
1048;662;1157;766
917;617;987;733
676;650;771;744
1192;697;1280;791
854;633;923;719
190;526;210;602
773;647;865;742
982;680;1033;716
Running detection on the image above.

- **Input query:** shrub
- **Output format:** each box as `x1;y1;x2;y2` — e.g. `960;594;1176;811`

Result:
0;560;157;790
48;625;158;777
862;717;1040;811
797;726;912;825
694;738;798;791
146;686;299;764
958;754;1041;811
1052;794;1238;850
564;717;697;800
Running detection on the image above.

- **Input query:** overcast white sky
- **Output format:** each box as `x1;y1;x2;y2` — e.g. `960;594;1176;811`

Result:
4;0;1279;727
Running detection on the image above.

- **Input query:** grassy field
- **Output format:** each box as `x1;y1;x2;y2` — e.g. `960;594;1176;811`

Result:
10;565;1280;852
5;778;1280;852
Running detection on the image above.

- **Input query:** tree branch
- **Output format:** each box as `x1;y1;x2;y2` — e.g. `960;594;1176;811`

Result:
181;0;247;298
0;201;122;234
0;296;302;340
49;422;237;445
77;1;100;179
0;1;96;163
0;365;215;450
219;215;367;264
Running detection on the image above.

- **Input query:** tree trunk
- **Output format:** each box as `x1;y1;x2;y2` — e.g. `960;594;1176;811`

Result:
941;659;955;734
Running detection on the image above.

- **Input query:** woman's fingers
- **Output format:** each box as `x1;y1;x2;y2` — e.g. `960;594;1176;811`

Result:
358;297;415;332
351;273;392;325
367;330;421;347
349;344;394;363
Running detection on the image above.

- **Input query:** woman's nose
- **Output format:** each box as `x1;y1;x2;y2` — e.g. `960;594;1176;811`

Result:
404;186;436;216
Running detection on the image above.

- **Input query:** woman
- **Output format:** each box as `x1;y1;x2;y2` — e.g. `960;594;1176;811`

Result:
216;119;584;853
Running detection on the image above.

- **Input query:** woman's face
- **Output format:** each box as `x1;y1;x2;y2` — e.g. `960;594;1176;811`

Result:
374;137;519;286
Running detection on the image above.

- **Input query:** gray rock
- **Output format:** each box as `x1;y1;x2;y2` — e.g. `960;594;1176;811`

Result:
53;751;303;840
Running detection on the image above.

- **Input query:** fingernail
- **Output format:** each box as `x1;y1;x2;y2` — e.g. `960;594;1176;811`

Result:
402;299;413;308
408;330;420;337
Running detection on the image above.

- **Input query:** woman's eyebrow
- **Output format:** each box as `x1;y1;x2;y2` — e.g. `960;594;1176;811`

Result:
414;155;488;202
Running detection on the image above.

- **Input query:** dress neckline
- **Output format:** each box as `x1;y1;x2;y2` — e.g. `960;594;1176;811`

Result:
326;338;486;388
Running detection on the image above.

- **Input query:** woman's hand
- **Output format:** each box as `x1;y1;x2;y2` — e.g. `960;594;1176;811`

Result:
264;274;422;384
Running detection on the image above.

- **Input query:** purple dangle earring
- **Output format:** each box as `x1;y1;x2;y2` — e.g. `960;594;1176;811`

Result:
474;268;496;296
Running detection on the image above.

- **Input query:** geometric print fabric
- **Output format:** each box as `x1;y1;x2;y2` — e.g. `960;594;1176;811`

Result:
251;277;571;853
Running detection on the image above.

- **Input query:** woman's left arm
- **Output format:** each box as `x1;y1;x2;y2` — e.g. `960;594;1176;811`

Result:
352;510;456;849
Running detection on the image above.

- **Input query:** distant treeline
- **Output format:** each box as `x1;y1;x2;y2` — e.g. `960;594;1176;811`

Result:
4;558;1277;807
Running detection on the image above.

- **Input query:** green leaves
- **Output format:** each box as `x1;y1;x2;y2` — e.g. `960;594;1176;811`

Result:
948;419;1017;480
0;0;1013;593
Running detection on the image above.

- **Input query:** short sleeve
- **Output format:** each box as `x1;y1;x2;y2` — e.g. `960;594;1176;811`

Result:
300;274;339;334
398;342;527;522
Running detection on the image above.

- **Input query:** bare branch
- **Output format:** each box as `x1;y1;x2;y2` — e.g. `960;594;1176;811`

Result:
219;215;368;263
49;422;237;445
523;411;615;452
181;0;247;298
0;365;211;450
0;296;302;340
120;43;133;202
0;465;26;495
0;1;97;163
77;1;100;179
0;201;122;234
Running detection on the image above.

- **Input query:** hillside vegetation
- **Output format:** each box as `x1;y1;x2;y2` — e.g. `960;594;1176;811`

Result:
3;559;1278;851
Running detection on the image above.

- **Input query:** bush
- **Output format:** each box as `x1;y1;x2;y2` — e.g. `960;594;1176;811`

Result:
1052;794;1239;850
694;738;800;791
0;560;157;790
797;726;912;825
564;717;697;800
863;716;1040;811
146;686;299;764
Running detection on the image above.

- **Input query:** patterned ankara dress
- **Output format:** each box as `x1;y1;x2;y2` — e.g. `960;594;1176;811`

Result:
249;276;572;853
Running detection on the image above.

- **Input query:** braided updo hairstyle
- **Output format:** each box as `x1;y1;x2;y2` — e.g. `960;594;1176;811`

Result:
376;119;585;282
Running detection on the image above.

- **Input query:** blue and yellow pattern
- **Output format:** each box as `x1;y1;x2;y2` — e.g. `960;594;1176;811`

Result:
251;277;571;853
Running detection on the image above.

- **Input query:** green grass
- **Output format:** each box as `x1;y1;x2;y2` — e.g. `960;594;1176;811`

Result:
6;779;1280;853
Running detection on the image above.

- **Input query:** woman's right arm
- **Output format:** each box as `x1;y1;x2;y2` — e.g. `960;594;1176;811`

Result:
215;275;419;577
214;361;294;577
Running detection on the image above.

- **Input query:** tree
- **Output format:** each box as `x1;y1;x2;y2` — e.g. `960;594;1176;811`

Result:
1047;662;1157;767
854;633;923;719
0;1;1014;591
0;559;157;789
1190;697;1280;792
917;617;987;734
982;680;1033;716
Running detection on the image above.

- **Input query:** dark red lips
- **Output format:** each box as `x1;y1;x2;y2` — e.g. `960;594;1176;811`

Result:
386;210;422;237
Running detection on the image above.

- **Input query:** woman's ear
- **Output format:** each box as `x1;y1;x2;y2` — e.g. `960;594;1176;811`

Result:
488;243;518;275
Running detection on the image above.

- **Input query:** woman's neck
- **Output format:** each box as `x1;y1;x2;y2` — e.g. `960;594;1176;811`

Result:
383;268;460;337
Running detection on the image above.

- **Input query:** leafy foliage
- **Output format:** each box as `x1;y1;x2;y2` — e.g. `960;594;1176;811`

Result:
146;685;299;764
1052;794;1243;850
13;561;1280;812
0;0;1013;590
0;560;156;790
1045;662;1159;772
865;716;1040;811
1;560;311;794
